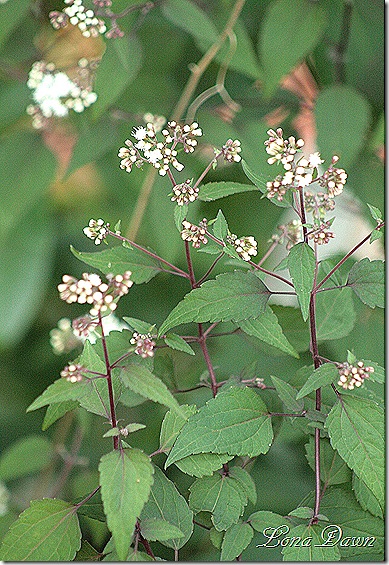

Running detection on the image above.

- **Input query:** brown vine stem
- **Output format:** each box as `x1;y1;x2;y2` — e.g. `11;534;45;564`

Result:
126;0;246;240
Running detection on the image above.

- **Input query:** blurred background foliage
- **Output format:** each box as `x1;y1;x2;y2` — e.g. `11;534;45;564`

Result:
0;0;384;560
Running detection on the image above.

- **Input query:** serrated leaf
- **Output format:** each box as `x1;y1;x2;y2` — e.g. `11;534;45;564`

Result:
120;365;184;416
305;437;351;487
260;0;327;96
316;287;356;341
347;258;384;308
141;466;193;550
0;436;54;481
212;209;228;241
325;396;384;506
123;317;155;334
288;507;314;519
209;527;224;549
71;245;161;284
239;306;299;358
75;539;102;561
189;473;248;531
166;386;273;467
159;405;197;453
221;521;254;561
352;474;383;519
281;523;341;561
360;360;384;384
270;376;303;413
139;518;183;542
158;271;270;336
296;363;338;399
93;36;142;119
198;182;258;201
99;448;154;560
229;466;257;505
370;229;383;243
287;243;315;321
0;499;81;561
164;333;195;355
42;400;79;431
175;452;233;478
303;486;384;560
366;203;382;222
248;510;286;533
27;378;89;412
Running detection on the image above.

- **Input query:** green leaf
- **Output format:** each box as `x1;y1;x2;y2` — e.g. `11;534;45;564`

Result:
198;182;258;201
175;452;233;478
71;245;161;284
123;317;155;334
229;466;257;505
174;204;188;231
241;159;291;208
305;437;352;486
158;271;270;336
212;209;228;241
75;491;106;523
287;243;315;321
0;499;81;561
93;36;142;119
239;306;299;358
296;363;338;399
189;473;248;531
209;527;224;549
159;404;197;453
288;507;315;520
325;396;384;506
42;401;79;431
370;228;383;244
260;0;327;97
0;0;31;50
161;0;218;48
270;376;303;413
75;539;102;561
66;116;119;176
221;521;254;561
360;361;385;384
166;386;273;467
366;203;382;222
304;486;384;560
315;85;371;168
352;474;383;519
27;378;89;412
281;524;341;561
316;287;356;341
141;466;193;550
0;436;54;481
139;518;183;542
248;510;285;533
120;365;184;416
99;448;154;560
347;258;384;308
164;333;195;355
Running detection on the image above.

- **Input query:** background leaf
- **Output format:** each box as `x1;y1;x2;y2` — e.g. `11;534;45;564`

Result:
221;521;253;561
0;436;54;481
316;288;356;341
287;243;315;321
198;182;258;201
305;437;352;486
347;258;384;308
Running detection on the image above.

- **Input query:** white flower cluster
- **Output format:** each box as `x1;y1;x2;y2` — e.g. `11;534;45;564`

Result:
171;180;199;206
26;61;97;128
58;272;133;317
181;220;208;248
50;318;83;354
220;139;242;163
337;361;374;390
308;222;335;245
228;234;258;261
118;121;202;176
60;363;85;383
130;332;156;358
264;128;347;202
83;218;109;244
50;0;107;37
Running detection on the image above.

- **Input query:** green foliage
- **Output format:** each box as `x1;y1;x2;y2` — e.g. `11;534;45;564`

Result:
296;363;338;400
287;243;315;321
316;288;356;341
0;499;81;561
281;523;341;561
164;333;195;355
0;435;54;481
270;376;303;413
305;437;352;486
166;386;273;467
99;448;154;560
346;258;384;308
159;271;270;336
221;521;254;561
198;182;258;201
326;396;384;508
